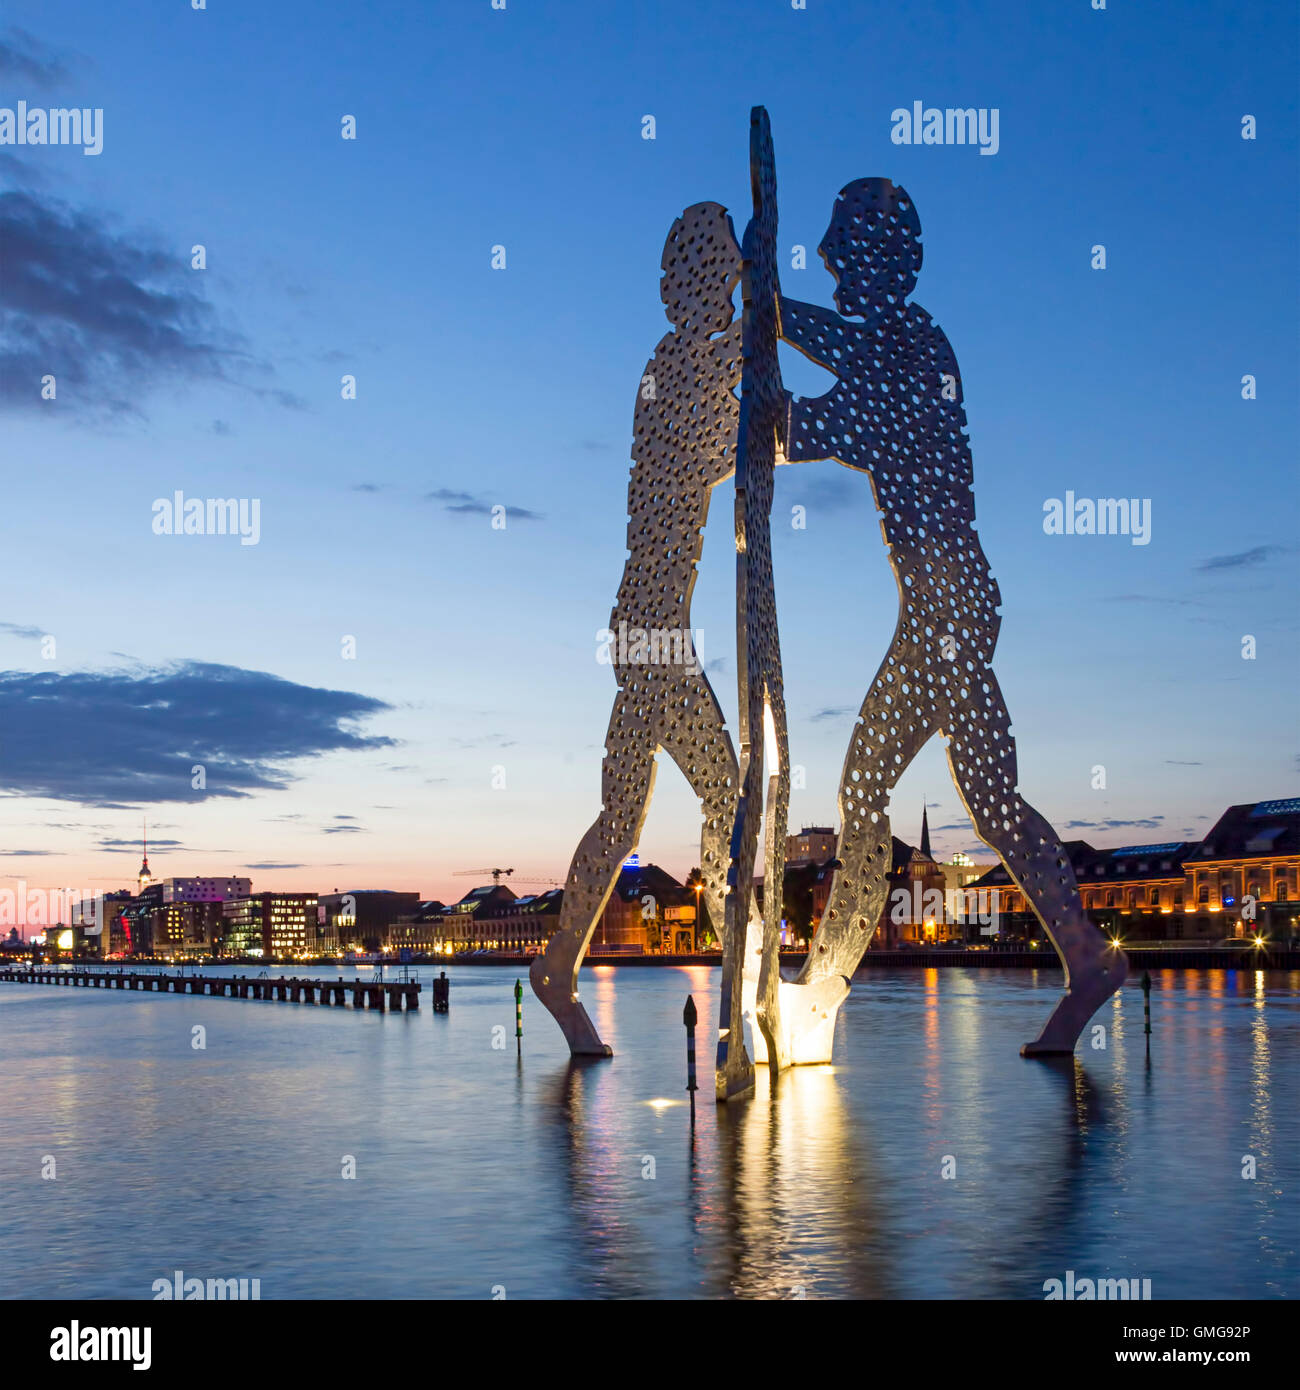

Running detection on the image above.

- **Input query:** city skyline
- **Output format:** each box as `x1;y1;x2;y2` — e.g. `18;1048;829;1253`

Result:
2;4;1295;904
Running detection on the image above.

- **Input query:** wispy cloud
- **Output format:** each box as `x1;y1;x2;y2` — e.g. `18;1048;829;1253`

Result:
1197;545;1282;572
0;29;71;88
425;488;543;521
1064;817;1165;831
1104;594;1203;607
97;836;184;853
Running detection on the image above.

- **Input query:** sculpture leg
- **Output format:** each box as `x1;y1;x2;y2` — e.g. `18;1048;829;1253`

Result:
784;635;937;1064
530;691;658;1057
717;750;763;1101
754;683;791;1071
943;673;1128;1055
655;673;751;1093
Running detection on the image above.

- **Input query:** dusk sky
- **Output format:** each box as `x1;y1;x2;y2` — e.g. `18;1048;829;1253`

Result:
1;1;1295;906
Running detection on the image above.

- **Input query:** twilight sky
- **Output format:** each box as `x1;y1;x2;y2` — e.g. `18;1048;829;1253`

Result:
1;0;1296;905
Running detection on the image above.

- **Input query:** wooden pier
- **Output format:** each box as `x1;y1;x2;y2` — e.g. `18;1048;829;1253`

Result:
0;967;420;1011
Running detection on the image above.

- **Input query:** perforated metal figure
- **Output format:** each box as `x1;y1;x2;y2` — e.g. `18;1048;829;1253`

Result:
530;202;756;1082
776;178;1128;1060
724;106;792;1090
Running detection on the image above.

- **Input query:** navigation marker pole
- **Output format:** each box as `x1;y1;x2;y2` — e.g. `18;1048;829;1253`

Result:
684;995;699;1129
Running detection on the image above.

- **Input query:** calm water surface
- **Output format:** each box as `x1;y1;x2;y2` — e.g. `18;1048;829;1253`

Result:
0;964;1295;1299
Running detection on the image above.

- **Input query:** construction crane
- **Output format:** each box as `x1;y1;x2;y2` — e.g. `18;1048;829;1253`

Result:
452;868;561;887
453;868;514;885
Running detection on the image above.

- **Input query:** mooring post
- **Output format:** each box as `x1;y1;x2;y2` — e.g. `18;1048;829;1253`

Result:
683;994;698;1129
1142;969;1152;1053
514;978;523;1054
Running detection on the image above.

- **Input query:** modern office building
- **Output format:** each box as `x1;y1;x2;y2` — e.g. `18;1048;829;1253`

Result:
161;877;252;903
152;900;226;958
318;890;422;953
220;893;318;958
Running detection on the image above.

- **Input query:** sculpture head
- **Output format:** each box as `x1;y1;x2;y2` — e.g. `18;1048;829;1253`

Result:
817;178;922;321
660;202;741;334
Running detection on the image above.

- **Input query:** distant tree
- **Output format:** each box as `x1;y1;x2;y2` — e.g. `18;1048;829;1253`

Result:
684;867;716;947
782;863;818;948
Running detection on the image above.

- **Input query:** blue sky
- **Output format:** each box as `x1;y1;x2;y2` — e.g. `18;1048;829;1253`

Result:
1;0;1295;902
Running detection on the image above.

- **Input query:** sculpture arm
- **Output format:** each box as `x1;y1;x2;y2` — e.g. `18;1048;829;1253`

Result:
778;297;850;463
778;296;843;371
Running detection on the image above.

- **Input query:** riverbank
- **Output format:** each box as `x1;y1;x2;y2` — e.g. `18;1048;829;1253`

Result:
27;946;1300;971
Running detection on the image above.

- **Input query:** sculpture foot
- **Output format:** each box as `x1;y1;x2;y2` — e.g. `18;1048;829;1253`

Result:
774;975;850;1066
529;955;613;1057
1020;945;1129;1057
754;987;791;1072
714;1032;755;1102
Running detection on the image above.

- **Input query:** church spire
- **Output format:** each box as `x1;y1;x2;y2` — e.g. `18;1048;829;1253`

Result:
920;802;932;860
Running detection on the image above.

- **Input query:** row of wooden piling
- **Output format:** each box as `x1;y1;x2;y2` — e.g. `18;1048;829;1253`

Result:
0;967;420;1011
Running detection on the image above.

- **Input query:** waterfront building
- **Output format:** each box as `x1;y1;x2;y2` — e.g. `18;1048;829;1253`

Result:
870;834;955;948
798;818;971;950
422;883;520;953
319;890;423;953
161;877;252;903
70;889;131;960
113;898;156;956
938;850;994;901
152;900;225;958
220;893;318;958
472;887;565;953
969;798;1300;943
593;862;695;954
786;826;838;866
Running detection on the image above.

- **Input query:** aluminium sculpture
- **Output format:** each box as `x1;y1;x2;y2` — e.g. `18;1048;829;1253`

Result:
531;107;1128;1092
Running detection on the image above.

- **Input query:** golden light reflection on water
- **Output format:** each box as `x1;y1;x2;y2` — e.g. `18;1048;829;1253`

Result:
1249;970;1272;1175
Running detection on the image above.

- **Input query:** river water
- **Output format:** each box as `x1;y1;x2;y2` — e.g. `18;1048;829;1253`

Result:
1;964;1294;1299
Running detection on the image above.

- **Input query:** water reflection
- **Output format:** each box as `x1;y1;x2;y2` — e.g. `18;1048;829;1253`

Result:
710;1064;892;1298
1;965;1295;1298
